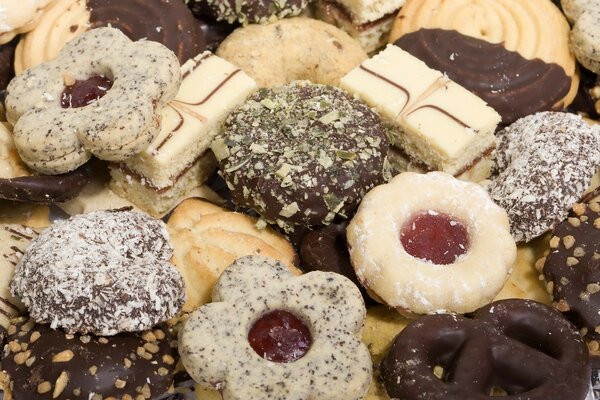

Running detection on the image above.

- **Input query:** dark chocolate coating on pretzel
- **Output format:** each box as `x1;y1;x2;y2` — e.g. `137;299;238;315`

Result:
543;200;600;338
1;317;178;399
0;37;17;91
381;299;590;400
394;29;571;125
218;81;387;231
300;221;374;304
88;0;205;63
0;164;90;203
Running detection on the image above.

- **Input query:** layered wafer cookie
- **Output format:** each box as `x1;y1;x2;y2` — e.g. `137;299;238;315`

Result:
340;44;500;182
110;52;257;217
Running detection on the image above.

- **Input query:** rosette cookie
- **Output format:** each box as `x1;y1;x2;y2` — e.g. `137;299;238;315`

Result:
6;27;180;175
389;0;578;124
14;0;205;74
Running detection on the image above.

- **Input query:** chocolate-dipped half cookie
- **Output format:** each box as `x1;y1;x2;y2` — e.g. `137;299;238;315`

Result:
213;80;387;233
10;210;185;336
539;198;600;339
0;123;90;203
14;0;205;74
0;317;179;400
389;0;579;125
488;112;600;243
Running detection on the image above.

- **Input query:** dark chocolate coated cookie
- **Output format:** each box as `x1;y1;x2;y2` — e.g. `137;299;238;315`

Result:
381;299;590;400
394;29;571;125
216;80;387;232
187;0;309;24
1;317;178;400
542;199;600;337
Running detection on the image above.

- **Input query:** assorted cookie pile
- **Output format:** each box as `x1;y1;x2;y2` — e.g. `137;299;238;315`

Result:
0;0;599;399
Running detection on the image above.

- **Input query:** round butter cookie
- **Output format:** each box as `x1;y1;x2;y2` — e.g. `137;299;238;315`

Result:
14;0;205;74
389;0;579;123
216;18;367;87
167;198;299;312
347;171;516;315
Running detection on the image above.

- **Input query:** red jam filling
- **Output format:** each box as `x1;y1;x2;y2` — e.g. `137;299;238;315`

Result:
248;309;311;363
400;210;469;265
60;75;113;108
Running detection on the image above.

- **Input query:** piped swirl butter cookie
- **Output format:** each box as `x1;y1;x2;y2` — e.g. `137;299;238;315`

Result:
14;0;206;74
10;210;185;336
0;318;179;400
179;255;372;400
389;0;578;122
6;27;180;175
347;172;516;315
0;0;54;44
214;80;387;232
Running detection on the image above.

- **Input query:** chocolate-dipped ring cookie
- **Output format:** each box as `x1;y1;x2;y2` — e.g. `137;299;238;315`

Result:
215;80;387;231
6;27;180;175
179;255;372;400
541;199;600;338
380;299;590;400
347;172;516;315
489;112;600;243
1;318;178;399
15;0;205;74
10;210;185;336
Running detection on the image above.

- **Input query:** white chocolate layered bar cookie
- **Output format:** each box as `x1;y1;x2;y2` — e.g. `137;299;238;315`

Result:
340;44;501;182
316;0;404;52
110;51;257;217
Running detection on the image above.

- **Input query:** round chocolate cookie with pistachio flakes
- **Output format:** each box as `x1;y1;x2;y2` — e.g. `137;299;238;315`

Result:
0;317;178;399
213;80;388;232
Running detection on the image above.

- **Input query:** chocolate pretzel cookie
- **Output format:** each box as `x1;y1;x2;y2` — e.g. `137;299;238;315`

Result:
381;299;590;400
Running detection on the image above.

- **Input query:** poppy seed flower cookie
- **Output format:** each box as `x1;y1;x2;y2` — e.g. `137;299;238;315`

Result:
179;255;372;400
10;210;185;336
5;27;180;175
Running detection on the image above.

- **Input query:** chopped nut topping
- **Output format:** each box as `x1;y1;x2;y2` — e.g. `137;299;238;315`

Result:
124;357;133;368
141;331;157;343
562;235;575;249
53;371;69;398
549;236;560;248
573;247;586;258
143;342;160;354
555;299;570;312
115;378;127;389
162;354;175;365
587;283;600;294
30;331;41;343
52;349;75;363
14;350;31;365
89;365;98;375
572;203;587;216
37;381;52;394
568;217;581;227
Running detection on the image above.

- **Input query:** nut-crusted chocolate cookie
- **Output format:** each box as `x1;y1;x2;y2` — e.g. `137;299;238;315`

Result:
540;199;600;338
214;80;387;231
188;0;309;24
10;210;185;336
0;317;178;400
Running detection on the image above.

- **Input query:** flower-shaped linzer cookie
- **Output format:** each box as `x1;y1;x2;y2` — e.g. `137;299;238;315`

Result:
179;255;372;400
5;27;180;175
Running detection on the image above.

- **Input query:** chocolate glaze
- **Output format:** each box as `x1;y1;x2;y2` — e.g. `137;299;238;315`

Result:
0;164;90;203
300;221;375;305
1;318;178;399
381;299;590;400
187;3;238;52
88;0;205;63
0;37;17;91
543;200;600;338
394;29;572;125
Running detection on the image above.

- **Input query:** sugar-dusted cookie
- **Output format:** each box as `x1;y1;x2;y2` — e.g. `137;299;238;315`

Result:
6;27;180;175
11;210;185;336
179;255;372;400
216;18;367;87
167;198;298;312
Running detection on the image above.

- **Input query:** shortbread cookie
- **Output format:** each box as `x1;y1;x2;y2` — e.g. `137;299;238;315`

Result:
389;0;579;116
347;172;516;315
0;318;179;400
489;112;600;243
394;29;573;125
14;0;205;74
340;44;500;182
109;51;256;217
179;255;372;400
0;225;38;332
189;0;309;24
167;198;298;311
215;80;387;231
570;8;600;74
6;27;180;174
315;0;404;52
10;210;185;335
0;0;54;44
216;18;367;87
